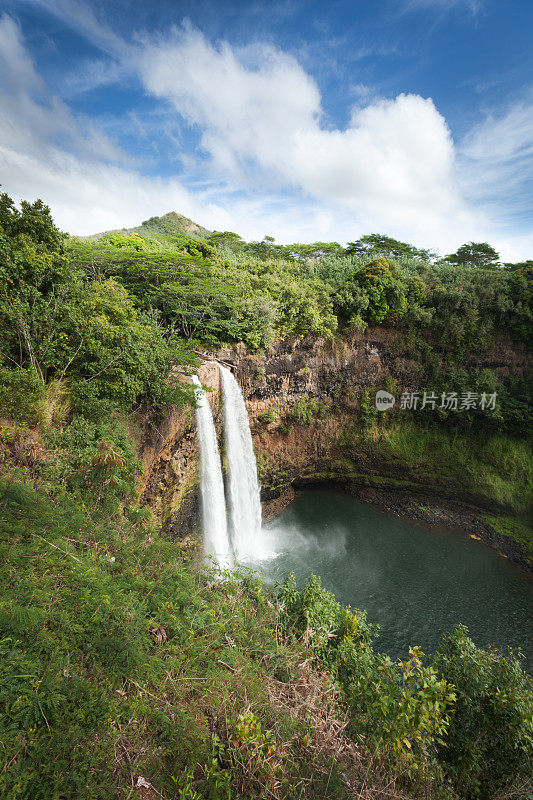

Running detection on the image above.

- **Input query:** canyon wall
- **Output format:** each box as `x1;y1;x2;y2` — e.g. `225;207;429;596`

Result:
137;329;532;565
138;360;221;538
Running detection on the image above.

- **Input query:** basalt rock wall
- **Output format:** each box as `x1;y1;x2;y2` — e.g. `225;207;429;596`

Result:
137;329;531;564
216;329;529;504
137;361;221;537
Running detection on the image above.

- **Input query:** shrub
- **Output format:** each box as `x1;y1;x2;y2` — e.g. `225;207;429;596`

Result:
336;258;408;326
43;417;140;513
0;482;363;800
359;388;377;429
434;625;533;799
274;575;455;776
285;395;329;425
258;406;278;424
0;367;44;424
346;313;367;332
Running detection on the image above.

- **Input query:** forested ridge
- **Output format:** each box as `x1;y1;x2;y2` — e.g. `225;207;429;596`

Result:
0;193;532;799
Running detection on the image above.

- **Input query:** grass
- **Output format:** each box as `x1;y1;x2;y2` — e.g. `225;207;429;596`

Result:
257;414;533;560
480;512;533;561
1;379;531;798
370;420;533;515
1;469;531;799
328;418;533;560
0;478;389;800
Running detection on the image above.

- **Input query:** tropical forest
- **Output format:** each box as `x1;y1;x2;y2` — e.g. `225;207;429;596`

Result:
0;192;532;800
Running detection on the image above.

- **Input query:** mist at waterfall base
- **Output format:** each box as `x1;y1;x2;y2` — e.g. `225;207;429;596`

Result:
252;490;533;673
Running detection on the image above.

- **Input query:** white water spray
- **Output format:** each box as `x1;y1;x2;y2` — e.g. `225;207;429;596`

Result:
191;374;232;567
219;364;265;560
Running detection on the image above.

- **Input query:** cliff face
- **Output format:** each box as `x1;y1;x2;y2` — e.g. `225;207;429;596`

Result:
137;329;532;564
223;327;529;415
138;361;221;537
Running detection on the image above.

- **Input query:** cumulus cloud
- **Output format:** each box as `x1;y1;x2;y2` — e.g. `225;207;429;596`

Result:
1;5;531;257
136;24;483;249
0;15;355;240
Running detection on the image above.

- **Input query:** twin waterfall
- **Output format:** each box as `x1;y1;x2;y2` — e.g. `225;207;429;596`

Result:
193;364;264;566
191;374;231;566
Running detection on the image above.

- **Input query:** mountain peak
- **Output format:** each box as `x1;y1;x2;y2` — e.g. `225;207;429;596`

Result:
138;211;211;240
81;211;212;242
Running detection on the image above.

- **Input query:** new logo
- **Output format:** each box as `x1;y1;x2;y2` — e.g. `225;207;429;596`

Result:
375;390;395;410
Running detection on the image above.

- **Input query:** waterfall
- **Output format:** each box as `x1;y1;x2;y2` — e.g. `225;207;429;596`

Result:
219;364;264;561
191;374;232;567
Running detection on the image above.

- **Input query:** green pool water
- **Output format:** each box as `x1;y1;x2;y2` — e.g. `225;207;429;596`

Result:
253;490;533;672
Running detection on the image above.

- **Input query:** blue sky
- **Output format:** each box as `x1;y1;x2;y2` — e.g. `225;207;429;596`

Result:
0;0;531;258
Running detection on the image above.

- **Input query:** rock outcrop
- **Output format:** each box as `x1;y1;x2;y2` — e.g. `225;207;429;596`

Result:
136;329;532;566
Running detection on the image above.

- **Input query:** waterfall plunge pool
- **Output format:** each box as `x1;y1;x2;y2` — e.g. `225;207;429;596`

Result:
251;489;533;673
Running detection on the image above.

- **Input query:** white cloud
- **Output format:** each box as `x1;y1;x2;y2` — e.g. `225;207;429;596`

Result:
458;101;533;215
492;232;533;264
60;57;130;96
0;14;187;231
1;7;531;258
454;99;533;260
400;0;482;14
0;15;357;240
0;14;122;164
0;14;42;93
137;24;483;251
21;0;126;58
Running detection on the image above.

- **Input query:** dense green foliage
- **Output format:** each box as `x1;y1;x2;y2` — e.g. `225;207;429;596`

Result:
1;478;531;800
444;242;500;269
0;194;197;422
285;394;329;425
65;212;533;358
1;196;532;798
0;367;44;424
0;480;355;800
275;574;533;799
1;193;531;532
434;626;533;799
345;233;434;263
68;234;337;350
333;257;412;326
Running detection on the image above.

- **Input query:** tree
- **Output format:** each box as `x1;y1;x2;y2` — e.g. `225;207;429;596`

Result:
345;233;433;262
0;193;72;381
281;242;344;263
503;259;533;271
506;263;533;344
336;258;408;326
206;231;246;254
247;236;281;260
445;242;500;269
0;193;65;251
58;278;198;413
0;191;198;416
434;626;533;799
